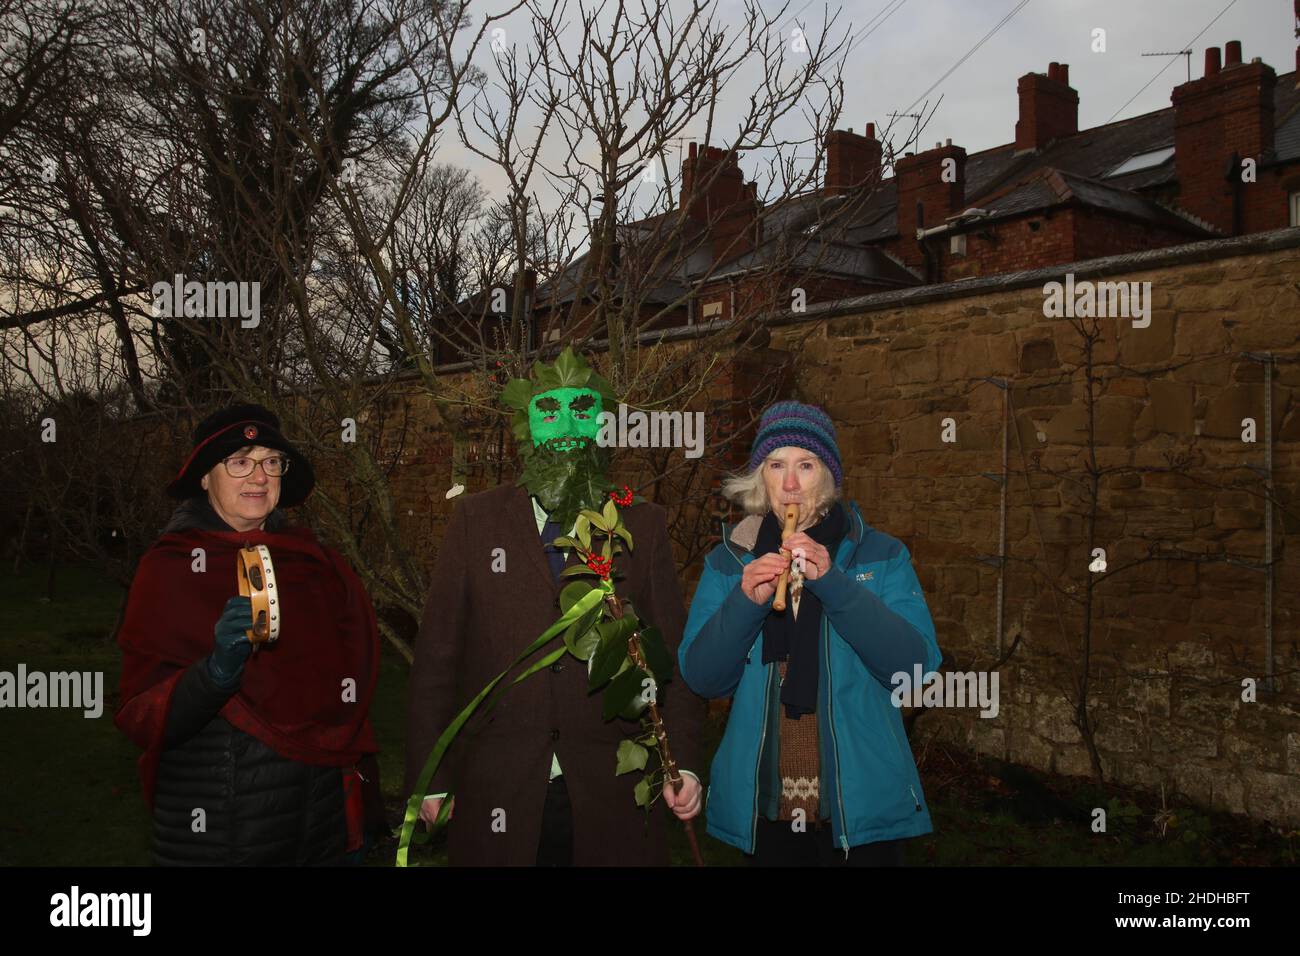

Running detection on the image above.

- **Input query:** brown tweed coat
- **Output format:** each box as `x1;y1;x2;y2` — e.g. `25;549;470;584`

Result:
404;482;705;866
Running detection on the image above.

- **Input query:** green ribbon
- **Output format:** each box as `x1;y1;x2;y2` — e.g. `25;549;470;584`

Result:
396;578;612;867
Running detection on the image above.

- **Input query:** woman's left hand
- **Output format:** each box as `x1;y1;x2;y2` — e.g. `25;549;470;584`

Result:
782;533;831;581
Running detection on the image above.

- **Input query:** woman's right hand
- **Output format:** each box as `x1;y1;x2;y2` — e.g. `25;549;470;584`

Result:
741;552;790;606
208;595;254;688
420;795;454;827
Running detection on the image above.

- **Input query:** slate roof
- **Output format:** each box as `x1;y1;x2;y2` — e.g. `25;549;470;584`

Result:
838;68;1298;241
476;68;1299;319
706;233;920;286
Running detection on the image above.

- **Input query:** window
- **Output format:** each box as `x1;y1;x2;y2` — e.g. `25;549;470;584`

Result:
1104;145;1175;178
1290;191;1300;228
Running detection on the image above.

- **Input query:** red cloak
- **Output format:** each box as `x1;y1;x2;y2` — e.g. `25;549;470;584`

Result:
114;524;380;807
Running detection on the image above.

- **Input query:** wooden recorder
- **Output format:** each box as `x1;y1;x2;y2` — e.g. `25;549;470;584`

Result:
772;502;799;612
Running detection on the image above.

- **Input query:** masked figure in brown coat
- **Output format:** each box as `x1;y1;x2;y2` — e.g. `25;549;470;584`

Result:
404;348;706;865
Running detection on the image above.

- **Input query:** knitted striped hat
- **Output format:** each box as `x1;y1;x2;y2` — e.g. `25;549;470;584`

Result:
748;401;842;486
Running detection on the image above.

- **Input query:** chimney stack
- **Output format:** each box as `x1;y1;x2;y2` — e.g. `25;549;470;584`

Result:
1015;62;1079;151
1172;41;1276;234
894;140;966;270
824;122;884;196
681;144;759;261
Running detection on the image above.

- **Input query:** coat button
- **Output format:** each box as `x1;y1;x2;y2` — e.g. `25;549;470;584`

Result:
550;661;565;673
551;729;560;741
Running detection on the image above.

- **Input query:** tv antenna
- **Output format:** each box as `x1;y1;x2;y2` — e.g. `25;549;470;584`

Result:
1141;50;1193;83
663;137;694;170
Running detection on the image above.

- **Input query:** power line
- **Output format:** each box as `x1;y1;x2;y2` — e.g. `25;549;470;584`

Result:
901;0;1032;117
845;0;912;59
773;0;818;40
1103;0;1241;124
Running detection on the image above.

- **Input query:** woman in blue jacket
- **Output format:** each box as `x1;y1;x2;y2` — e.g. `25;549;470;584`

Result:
679;401;941;866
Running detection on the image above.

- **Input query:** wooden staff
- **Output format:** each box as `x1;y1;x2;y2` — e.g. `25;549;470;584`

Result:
604;593;704;867
772;502;799;612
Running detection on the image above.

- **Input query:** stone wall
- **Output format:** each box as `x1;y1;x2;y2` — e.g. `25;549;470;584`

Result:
766;227;1300;826
389;228;1300;827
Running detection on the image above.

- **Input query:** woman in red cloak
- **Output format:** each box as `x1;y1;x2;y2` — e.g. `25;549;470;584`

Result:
114;404;382;865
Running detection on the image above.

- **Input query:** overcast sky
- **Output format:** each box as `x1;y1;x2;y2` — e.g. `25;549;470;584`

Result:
434;0;1296;218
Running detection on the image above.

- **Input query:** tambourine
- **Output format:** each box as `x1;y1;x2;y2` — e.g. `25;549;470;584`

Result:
236;544;281;645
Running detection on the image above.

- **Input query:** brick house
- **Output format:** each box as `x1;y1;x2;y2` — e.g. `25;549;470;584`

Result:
507;36;1298;348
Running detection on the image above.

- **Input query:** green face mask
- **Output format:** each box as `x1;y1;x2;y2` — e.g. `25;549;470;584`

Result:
500;346;617;532
529;387;604;452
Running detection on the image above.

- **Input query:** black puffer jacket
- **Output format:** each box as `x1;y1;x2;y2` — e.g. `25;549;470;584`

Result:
147;499;347;866
152;659;346;866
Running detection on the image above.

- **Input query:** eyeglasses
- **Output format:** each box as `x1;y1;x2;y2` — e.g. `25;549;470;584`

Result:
221;455;290;478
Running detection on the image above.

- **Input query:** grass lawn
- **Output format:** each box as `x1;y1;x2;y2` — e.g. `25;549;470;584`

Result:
0;564;148;865
2;563;1293;866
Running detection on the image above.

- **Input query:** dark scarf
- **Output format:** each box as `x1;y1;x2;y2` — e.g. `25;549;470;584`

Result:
756;501;847;718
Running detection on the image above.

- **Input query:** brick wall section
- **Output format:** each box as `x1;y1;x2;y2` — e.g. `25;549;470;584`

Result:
918;213;1076;279
1241;160;1300;233
1070;207;1209;262
898;208;1206;282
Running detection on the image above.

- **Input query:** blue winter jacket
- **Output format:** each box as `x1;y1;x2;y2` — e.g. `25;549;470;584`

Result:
678;501;942;855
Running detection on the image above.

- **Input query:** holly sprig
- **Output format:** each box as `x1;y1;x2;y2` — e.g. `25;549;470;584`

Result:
547;485;677;808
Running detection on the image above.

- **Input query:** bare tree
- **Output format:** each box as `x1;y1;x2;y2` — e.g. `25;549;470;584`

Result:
1;0;938;661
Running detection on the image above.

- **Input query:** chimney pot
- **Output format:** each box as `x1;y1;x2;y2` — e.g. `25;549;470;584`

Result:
1224;40;1242;67
866;122;876;138
1205;46;1221;76
1059;63;1069;85
1048;61;1060;82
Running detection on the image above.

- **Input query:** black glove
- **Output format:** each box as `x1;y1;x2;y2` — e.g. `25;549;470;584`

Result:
207;596;254;690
